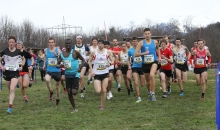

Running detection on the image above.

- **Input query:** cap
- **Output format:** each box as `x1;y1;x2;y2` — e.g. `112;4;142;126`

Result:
98;40;105;44
76;35;82;39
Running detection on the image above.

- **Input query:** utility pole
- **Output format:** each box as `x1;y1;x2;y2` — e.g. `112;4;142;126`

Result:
47;16;83;40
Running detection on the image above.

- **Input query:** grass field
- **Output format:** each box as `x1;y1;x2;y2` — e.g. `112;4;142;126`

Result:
0;69;217;130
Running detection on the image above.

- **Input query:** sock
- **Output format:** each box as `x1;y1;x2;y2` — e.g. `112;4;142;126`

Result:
118;84;121;88
9;104;13;108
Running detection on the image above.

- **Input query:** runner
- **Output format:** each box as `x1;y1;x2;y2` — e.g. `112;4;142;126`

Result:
173;38;191;96
104;41;114;99
17;41;34;103
87;37;98;85
126;40;133;91
57;39;85;113
43;37;61;105
118;41;131;95
128;37;145;103
88;40;113;110
159;39;173;98
72;35;90;98
135;28;161;101
60;61;67;94
190;39;211;99
37;50;46;81
0;36;24;114
110;39;122;91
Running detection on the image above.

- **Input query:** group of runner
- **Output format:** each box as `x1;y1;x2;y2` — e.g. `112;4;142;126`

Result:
0;28;212;114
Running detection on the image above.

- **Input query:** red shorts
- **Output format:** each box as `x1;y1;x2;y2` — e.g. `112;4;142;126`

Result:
19;72;29;76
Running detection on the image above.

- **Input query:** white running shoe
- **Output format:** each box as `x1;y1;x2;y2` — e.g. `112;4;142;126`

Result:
80;93;84;98
109;92;113;98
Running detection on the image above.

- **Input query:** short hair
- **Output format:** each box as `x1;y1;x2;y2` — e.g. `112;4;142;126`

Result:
98;40;105;44
121;41;127;46
163;35;170;39
144;28;151;32
8;36;17;42
27;48;31;52
197;39;205;43
175;38;181;41
92;37;98;41
193;40;197;43
160;39;167;45
104;41;110;45
49;37;55;43
131;37;138;41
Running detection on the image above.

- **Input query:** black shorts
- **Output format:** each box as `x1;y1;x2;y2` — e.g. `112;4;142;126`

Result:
94;73;109;81
113;65;121;75
65;77;79;90
132;68;144;75
159;69;172;77
157;63;161;70
121;65;128;74
46;72;61;82
4;71;19;81
194;67;207;74
109;69;114;73
142;61;158;73
175;64;187;72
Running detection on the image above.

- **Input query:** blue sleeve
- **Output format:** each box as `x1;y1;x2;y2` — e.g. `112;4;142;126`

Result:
71;46;75;50
85;45;90;52
128;50;131;58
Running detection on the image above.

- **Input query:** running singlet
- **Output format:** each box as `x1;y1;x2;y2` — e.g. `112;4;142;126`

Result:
46;47;60;72
110;46;122;65
141;40;157;64
60;50;80;78
107;49;114;70
20;50;32;72
120;51;128;65
160;48;172;70
128;48;142;68
194;48;207;68
173;46;187;65
93;49;109;74
73;44;89;65
90;46;98;64
0;48;23;71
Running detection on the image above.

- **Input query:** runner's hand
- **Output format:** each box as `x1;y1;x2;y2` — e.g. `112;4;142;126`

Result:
115;64;118;69
144;51;149;55
1;66;6;72
106;63;110;67
191;64;194;68
18;67;22;71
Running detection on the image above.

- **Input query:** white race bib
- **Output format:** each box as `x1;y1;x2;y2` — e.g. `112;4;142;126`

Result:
176;57;185;64
97;61;106;70
134;56;142;63
5;65;17;71
161;59;168;66
144;54;154;64
63;60;71;69
48;58;57;66
18;58;22;65
122;59;127;64
196;58;204;66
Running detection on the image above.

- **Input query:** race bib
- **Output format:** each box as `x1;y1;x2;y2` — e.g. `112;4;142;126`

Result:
63;60;71;69
134;56;142;63
122;59;127;64
196;58;204;66
176;57;185;64
161;59;168;66
97;62;106;70
48;58;57;66
5;65;17;71
144;54;154;64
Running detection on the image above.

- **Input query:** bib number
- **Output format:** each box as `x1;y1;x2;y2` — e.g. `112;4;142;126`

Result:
97;62;106;70
161;59;168;66
63;60;71;69
6;65;17;71
144;55;154;64
176;58;185;64
48;58;57;66
134;57;142;63
196;58;204;66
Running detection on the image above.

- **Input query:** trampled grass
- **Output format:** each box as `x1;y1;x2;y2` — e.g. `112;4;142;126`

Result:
0;69;217;130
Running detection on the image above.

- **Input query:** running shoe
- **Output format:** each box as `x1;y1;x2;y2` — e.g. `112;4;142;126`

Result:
151;95;156;101
16;84;20;88
87;80;90;85
136;97;141;103
6;107;12;114
100;106;104;110
24;96;28;103
167;87;171;95
83;87;86;91
162;94;167;98
201;95;205;100
118;87;121;92
71;109;78;113
108;92;113;98
130;84;133;92
128;89;131;95
80;93;84;98
179;92;184;96
50;92;54;101
29;82;32;87
56;99;60;105
174;79;177;83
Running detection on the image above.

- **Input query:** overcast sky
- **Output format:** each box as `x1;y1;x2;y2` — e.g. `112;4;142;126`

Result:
0;0;219;34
